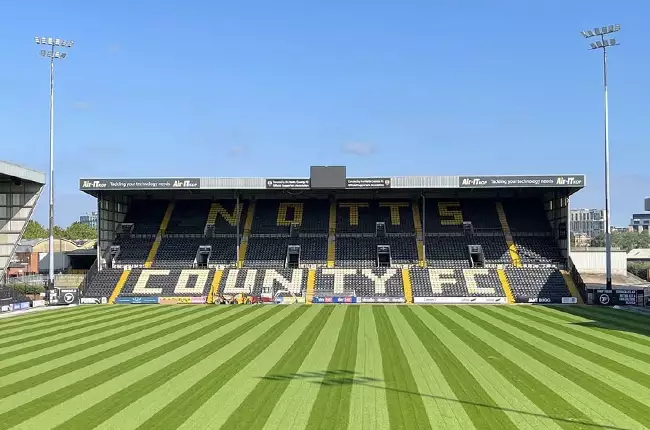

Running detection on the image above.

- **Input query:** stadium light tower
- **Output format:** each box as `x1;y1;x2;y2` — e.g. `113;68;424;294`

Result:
34;36;74;288
580;24;619;290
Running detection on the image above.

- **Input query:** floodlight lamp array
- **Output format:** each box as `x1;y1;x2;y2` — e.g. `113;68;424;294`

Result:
34;36;74;48
581;24;620;38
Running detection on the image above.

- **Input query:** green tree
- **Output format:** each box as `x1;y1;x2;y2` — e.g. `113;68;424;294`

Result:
591;231;650;252
64;222;98;240
22;220;48;239
52;225;66;239
628;262;650;281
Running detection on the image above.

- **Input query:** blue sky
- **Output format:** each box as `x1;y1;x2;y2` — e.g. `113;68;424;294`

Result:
0;0;648;227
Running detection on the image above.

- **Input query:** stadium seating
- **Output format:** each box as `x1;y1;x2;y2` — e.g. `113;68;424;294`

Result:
314;268;405;297
113;237;155;267
502;199;551;233
217;268;307;297
85;195;573;304
252;200;329;234
514;236;563;265
336;201;414;234
424;235;510;268
84;268;124;298
505;267;571;303
124;200;168;234
165;200;211;234
120;268;214;297
410;268;506;299
422;199;501;232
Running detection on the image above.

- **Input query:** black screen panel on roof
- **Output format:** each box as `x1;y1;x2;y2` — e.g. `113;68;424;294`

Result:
310;166;346;189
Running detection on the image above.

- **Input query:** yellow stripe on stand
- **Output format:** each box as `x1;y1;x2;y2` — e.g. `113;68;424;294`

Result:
327;202;337;268
207;270;223;304
402;268;413;304
109;269;131;304
206;202;219;226
495;202;522;268
306;269;316;304
144;202;175;268
412;202;426;267
561;270;584;304
497;269;515;304
238;201;256;268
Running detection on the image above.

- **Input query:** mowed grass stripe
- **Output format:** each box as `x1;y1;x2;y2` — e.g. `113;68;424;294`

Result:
220;306;335;429
348;306;389;429
0;305;149;349
517;306;650;357
485;306;650;399
472;306;650;428
50;306;279;430
138;306;314;430
538;306;650;345
0;305;207;398
449;306;634;429
442;306;602;430
98;306;310;430
304;306;359;430
565;305;650;324
374;306;431;430
262;306;346;430
0;305;177;373
388;307;474;430
0;305;259;430
0;307;251;419
504;306;650;370
402;307;516;430
0;305;110;333
421;307;562;430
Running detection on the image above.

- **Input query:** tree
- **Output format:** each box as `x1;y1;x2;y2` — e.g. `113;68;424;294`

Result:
64;222;98;240
53;226;66;239
628;262;650;281
590;231;650;252
22;220;48;239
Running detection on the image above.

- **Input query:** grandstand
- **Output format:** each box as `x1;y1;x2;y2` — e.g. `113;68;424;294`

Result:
0;161;45;308
80;169;586;304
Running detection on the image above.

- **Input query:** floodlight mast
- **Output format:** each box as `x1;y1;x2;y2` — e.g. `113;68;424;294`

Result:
581;25;619;290
34;36;74;289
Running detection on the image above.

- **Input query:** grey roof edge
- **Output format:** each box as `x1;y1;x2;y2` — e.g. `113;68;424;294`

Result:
79;173;586;192
0;160;46;185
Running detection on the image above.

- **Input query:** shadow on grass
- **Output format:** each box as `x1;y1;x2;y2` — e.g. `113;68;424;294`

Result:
260;369;380;386
543;305;650;339
260;370;626;430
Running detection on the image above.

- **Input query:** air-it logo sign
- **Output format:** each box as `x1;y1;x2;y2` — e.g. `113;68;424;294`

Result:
461;178;488;186
555;176;583;185
82;180;106;188
173;180;198;188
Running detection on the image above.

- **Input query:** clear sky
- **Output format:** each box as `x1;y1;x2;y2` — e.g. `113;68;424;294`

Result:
0;0;647;227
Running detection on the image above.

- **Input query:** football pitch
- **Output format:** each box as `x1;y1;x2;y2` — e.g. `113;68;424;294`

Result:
1;305;649;430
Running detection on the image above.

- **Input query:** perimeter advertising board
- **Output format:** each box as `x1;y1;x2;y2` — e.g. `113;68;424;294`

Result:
593;289;642;306
80;178;200;190
265;179;310;189
458;175;585;188
159;297;206;304
413;297;507;304
312;297;357;304
115;297;159;304
346;178;391;189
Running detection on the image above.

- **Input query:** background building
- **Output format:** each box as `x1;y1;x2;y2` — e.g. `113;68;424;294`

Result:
629;199;650;233
570;208;605;241
79;211;98;229
0;161;45;282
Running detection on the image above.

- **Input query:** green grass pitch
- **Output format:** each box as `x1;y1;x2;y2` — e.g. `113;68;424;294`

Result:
1;304;649;429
